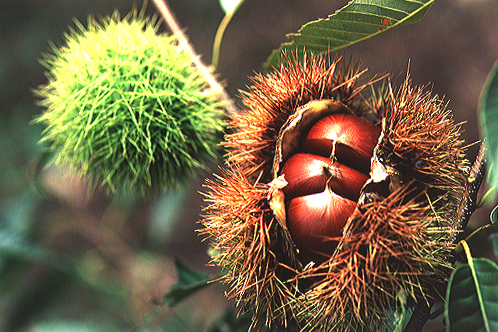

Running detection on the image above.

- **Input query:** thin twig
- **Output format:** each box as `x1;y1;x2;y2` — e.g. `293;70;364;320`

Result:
212;10;235;72
151;0;237;115
455;142;487;236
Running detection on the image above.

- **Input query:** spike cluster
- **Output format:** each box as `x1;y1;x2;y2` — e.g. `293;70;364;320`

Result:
201;53;468;331
35;10;225;195
202;166;296;324
375;81;467;219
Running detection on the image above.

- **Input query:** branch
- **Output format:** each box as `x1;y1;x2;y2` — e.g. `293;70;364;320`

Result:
151;0;237;114
455;142;487;236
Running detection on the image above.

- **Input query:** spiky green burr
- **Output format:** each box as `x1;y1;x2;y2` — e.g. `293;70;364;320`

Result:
35;11;225;195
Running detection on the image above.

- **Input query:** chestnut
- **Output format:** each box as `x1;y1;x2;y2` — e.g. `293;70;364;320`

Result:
286;187;356;264
300;113;381;174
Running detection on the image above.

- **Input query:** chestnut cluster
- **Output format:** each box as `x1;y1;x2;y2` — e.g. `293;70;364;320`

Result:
280;113;381;264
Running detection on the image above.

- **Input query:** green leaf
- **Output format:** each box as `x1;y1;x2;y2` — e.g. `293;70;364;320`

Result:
219;0;244;14
446;257;498;332
479;60;498;191
266;0;435;68
163;257;216;306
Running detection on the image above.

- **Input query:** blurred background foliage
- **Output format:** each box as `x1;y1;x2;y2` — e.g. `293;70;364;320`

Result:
0;0;497;331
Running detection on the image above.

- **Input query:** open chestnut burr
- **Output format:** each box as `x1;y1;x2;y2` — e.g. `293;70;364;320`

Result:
202;54;469;331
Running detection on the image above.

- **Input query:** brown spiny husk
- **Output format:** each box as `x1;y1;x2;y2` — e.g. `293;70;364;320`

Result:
376;79;468;223
202;165;300;325
200;53;468;331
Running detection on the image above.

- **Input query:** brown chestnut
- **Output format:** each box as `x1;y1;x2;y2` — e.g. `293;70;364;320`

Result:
286;187;356;264
300;113;381;174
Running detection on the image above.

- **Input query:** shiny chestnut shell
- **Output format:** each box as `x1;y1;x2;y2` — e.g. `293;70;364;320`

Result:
301;113;380;174
281;113;381;264
287;188;357;263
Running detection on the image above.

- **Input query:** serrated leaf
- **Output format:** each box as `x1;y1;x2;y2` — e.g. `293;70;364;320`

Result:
446;258;498;332
219;0;244;14
266;0;435;68
163;257;215;306
479;60;498;191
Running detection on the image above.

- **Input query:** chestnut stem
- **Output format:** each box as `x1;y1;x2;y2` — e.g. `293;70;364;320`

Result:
455;142;486;237
151;0;237;115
